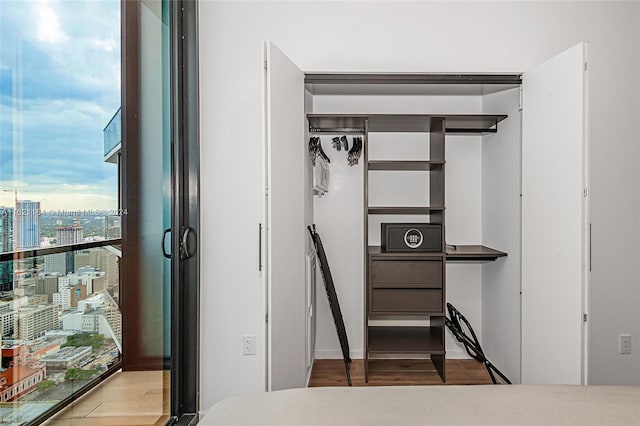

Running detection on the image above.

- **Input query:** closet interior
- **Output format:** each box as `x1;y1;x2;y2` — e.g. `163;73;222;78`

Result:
303;75;522;383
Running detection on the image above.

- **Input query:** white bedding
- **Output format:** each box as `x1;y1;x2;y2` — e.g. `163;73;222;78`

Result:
201;385;640;425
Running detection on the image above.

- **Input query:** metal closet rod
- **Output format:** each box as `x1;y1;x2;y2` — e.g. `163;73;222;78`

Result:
309;127;366;134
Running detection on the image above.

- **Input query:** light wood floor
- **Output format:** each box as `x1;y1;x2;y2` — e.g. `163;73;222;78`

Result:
309;359;494;387
43;370;169;426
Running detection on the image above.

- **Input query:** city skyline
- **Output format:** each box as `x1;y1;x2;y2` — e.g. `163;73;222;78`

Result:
0;1;122;416
0;0;121;211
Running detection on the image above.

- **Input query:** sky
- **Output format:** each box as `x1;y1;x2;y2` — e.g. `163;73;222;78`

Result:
0;0;120;211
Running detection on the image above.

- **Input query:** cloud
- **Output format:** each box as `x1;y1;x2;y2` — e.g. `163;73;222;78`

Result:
36;0;69;45
0;177;117;211
0;0;121;210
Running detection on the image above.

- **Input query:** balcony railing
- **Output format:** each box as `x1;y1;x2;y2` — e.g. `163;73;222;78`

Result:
0;239;121;263
103;107;121;164
0;240;122;424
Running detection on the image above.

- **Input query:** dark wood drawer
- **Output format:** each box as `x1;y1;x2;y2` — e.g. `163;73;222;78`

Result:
370;288;443;314
370;259;443;289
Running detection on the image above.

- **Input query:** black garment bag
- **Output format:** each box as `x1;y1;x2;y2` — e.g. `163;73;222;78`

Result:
307;225;352;386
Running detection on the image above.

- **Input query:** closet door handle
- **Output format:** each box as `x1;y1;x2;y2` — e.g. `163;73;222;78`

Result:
180;226;195;260
258;223;263;271
589;223;592;272
162;228;171;259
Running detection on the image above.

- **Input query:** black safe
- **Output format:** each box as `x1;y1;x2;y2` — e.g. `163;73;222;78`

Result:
381;223;442;252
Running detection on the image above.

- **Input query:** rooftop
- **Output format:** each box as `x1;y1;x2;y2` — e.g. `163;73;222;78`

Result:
40;346;91;362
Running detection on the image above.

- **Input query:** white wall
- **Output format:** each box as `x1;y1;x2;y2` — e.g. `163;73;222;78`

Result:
199;0;640;411
198;6;267;407
482;88;522;383
303;90;315;381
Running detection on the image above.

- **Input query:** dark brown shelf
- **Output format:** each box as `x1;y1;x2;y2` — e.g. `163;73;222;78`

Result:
368;246;444;259
368;160;444;171
308;115;367;134
308;128;365;135
307;114;507;134
368;206;444;215
305;74;523;86
368;326;444;356
445;244;508;262
446;128;498;136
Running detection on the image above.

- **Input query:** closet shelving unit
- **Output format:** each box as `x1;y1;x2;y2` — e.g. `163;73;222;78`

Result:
308;113;508;382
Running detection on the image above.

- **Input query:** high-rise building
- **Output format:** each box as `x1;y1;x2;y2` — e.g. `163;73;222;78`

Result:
0;207;14;292
56;220;83;274
27;294;48;305
85;249;118;287
54;285;87;310
104;215;121;239
14;282;35;297
56;225;83;246
0;311;15;337
69;285;87;308
0;302;15;337
52;291;69;310
74;250;91;269
36;275;59;303
44;253;67;275
15;201;40;250
91;275;108;293
102;291;122;345
15;304;59;340
0;207;13;251
57;276;72;292
78;267;106;295
0;263;13;292
57;268;105;296
103;302;122;344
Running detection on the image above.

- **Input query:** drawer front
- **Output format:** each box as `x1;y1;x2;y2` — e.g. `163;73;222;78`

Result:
370;288;443;314
371;259;443;288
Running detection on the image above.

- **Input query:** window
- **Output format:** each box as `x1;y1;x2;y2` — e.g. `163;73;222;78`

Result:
0;0;122;422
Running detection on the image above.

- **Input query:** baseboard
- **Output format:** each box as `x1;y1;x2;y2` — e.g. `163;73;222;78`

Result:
306;362;313;387
441;348;471;359
314;348;471;360
314;349;363;359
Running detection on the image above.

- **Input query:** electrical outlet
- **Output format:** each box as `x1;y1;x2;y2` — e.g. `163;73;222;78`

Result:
242;335;256;355
619;334;632;354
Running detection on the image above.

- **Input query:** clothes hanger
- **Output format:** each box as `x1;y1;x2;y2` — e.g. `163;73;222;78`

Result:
331;136;341;151
308;136;319;166
340;135;349;151
317;137;331;163
347;136;362;166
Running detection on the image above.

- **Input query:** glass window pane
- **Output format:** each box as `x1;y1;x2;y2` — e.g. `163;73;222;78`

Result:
0;0;121;422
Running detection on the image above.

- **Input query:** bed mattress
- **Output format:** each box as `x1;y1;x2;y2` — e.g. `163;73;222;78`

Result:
201;385;640;425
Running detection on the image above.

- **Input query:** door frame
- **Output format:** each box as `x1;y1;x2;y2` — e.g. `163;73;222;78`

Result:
121;0;200;423
169;0;200;423
264;45;527;390
121;0;154;372
265;44;589;387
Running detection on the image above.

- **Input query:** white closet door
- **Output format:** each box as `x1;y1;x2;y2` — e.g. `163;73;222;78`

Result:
264;42;307;390
521;43;587;384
